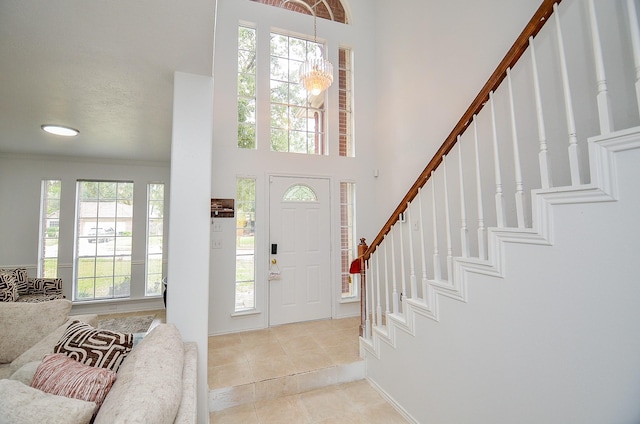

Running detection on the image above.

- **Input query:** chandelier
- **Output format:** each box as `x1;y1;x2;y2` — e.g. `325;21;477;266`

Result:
298;2;333;96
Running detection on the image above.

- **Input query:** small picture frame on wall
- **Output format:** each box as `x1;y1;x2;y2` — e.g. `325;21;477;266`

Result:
211;198;234;218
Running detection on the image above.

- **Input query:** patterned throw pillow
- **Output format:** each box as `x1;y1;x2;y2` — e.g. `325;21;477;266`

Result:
31;353;116;409
28;278;63;295
0;272;18;302
54;321;133;372
0;268;28;295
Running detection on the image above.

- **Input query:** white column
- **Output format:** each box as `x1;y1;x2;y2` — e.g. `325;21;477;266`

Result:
443;155;453;282
457;140;470;257
529;36;552;189
431;173;442;281
490;91;506;227
407;202;418;300
507;68;526;228
587;0;613;134
472;116;486;260
168;71;212;424
626;0;640;119
554;3;581;186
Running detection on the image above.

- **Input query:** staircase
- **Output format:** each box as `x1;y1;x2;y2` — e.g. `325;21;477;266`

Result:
358;1;640;422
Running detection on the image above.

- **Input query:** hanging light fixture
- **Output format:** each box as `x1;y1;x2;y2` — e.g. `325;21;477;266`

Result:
298;1;333;96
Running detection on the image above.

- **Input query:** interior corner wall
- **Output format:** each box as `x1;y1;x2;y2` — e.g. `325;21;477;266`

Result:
371;0;541;229
168;71;213;424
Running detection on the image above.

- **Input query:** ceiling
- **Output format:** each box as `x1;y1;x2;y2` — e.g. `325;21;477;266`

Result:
0;0;216;163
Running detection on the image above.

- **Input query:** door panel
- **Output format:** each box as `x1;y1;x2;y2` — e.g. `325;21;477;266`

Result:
269;176;331;326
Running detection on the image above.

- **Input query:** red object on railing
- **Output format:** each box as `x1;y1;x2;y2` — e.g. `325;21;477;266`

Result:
349;258;361;274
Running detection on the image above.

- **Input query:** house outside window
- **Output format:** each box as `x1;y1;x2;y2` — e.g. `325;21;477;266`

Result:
39;179;61;278
270;32;327;154
75;180;133;301
339;47;354;157
235;177;256;311
146;183;164;296
340;181;356;298
238;26;257;149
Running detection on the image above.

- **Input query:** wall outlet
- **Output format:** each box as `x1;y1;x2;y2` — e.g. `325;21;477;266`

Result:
212;222;222;232
211;239;222;249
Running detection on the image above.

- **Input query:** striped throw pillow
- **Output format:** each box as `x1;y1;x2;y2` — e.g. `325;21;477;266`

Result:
0;272;18;302
0;268;28;295
31;353;116;409
54;321;133;372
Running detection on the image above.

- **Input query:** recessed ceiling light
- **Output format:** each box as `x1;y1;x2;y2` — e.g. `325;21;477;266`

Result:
41;124;79;137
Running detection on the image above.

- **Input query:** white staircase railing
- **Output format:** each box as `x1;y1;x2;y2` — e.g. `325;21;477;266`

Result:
360;0;640;347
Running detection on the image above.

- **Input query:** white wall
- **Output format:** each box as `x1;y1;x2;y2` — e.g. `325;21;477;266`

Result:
208;0;378;334
366;140;640;423
167;71;213;424
371;0;542;228
0;153;168;314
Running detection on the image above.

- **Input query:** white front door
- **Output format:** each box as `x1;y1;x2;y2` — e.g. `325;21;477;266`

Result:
269;176;331;326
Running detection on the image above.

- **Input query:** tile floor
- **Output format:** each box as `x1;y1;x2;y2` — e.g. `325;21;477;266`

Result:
207;316;362;390
94;311;407;423
209;379;408;423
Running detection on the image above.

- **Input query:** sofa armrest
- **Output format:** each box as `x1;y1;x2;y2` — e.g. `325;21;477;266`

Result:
27;277;63;296
174;342;198;424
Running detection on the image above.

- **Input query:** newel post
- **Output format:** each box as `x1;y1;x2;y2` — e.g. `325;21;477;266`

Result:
357;238;368;338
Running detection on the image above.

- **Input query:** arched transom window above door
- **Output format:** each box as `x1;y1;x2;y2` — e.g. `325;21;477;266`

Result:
283;184;318;202
249;0;349;24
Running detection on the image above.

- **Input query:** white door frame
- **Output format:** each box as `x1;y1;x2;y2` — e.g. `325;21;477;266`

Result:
267;173;333;326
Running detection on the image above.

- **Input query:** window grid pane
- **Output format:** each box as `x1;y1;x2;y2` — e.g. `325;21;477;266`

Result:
238;26;257;149
39;180;61;278
270;32;327;155
235;178;256;311
339;48;354;157
146;183;164;296
340;182;356;298
75;180;133;301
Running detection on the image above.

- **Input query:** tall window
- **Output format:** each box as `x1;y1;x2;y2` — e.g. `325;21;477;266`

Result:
340;182;356;298
146;183;164;296
39;180;61;278
235;178;256;311
75;181;133;301
339;48;354;157
270;32;327;154
238;26;257;149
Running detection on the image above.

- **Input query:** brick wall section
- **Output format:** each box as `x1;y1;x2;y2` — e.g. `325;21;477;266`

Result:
250;0;348;24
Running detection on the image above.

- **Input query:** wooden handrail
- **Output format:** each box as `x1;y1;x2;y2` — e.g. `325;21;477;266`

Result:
363;0;562;261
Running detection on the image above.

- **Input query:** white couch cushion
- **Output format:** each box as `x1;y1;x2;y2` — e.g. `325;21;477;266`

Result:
0;379;96;424
94;323;185;424
0;299;71;363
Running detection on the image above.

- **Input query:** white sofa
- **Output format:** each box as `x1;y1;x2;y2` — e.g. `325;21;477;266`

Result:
0;299;197;424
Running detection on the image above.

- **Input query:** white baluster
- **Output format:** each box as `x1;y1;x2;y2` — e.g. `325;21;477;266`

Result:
457;139;470;257
472;116;486;260
431;172;442;281
443;155;454;282
383;236;390;320
626;0;640;118
407;202;418;300
490;91;506;227
507;67;526;228
366;258;372;338
554;2;581;186
391;226;399;314
417;187;429;303
529;36;552;189
375;250;382;327
587;0;613;134
398;218;407;311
